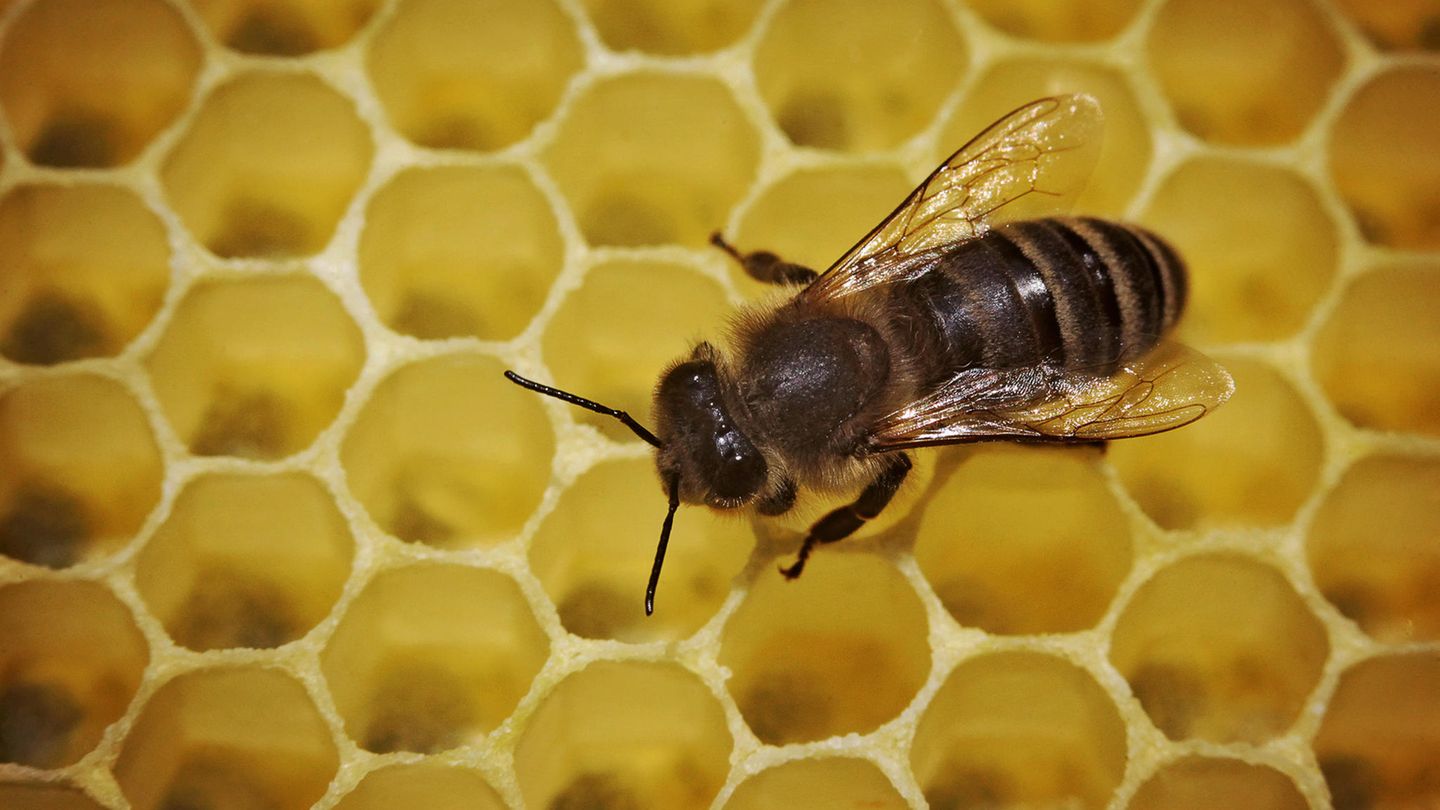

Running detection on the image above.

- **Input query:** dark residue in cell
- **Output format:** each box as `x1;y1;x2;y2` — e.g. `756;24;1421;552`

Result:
0;481;93;568
1;289;110;365
0;680;84;768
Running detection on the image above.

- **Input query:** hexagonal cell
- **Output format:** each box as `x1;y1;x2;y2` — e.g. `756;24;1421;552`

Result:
161;73;373;259
341;354;552;547
189;0;379;56
719;554;929;744
0;581;148;769
910;652;1126;809
964;0;1141;42
1109;554;1329;743
580;0;764;55
0;0;201;168
333;762;506;810
1313;266;1440;436
367;0;582;151
1315;653;1440;810
1308;455;1440;642
752;0;966;151
530;458;751;641
320;564;548;753
941;60;1150;218
913;445;1131;635
513;661;732;810
0;184;170;365
135;472;354;651
145;275;364;459
731;164;912;296
1140;157;1337;343
0;375;162;568
723;757;907;810
544;73;760;247
113;667;338;810
1109;358;1323;530
1334;0;1440;51
1130;756;1307;810
0;784;106;810
1329;67;1440;250
542;260;730;442
359;165;563;341
1148;0;1344;146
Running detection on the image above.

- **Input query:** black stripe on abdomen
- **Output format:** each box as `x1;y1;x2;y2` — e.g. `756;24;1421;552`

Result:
1128;225;1188;329
996;220;1126;369
896;218;1188;380
1067;217;1178;361
985;228;1066;365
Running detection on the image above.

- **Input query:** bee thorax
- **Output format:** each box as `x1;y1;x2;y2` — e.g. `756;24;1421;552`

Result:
740;316;890;456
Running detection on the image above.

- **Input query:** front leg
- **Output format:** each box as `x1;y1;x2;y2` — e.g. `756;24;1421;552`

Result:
780;453;912;579
710;232;818;287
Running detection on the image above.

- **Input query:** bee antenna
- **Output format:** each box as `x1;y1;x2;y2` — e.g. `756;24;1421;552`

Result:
503;370;662;448
646;473;681;616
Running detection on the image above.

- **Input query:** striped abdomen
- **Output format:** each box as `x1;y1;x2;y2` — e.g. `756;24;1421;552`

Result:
894;216;1187;381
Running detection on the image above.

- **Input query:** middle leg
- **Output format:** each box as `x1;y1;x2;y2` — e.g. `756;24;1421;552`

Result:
780;453;912;579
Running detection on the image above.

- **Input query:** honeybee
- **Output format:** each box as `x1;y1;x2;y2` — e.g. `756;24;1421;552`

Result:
507;95;1233;614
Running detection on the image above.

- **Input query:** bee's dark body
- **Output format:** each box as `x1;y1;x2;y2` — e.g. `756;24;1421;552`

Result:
718;216;1188;506
893;216;1186;381
505;96;1232;614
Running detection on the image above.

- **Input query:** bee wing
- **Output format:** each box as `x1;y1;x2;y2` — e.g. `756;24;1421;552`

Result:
801;94;1103;303
866;343;1234;450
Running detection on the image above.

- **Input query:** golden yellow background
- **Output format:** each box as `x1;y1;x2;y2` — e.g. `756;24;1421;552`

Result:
0;0;1437;808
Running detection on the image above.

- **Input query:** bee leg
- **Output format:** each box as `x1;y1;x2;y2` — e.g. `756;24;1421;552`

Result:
710;231;818;286
780;453;911;579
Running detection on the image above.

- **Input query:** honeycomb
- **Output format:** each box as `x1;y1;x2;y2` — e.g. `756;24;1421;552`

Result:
0;0;1437;807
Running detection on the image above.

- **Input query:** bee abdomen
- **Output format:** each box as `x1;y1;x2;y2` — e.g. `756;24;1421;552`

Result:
894;216;1187;384
914;217;1184;373
1036;217;1187;366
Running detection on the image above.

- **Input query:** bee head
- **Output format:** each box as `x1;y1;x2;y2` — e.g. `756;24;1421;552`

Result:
654;350;769;510
502;359;763;618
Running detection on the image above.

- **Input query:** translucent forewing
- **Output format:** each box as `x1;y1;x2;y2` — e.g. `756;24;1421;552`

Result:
866;342;1234;449
801;94;1104;303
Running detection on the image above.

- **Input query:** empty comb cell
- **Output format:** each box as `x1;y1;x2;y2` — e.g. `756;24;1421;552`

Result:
1130;756;1308;810
145;275;365;459
365;0;582;151
319;565;548;753
0;0;200;167
513;661;732;810
0;184;169;365
0;375;162;567
1147;0;1344;146
359;165;564;341
189;0;379;56
543;73;760;247
752;0;966;151
160;73;373;259
910;651;1127;809
0;581;147;769
112;667;338;810
913;445;1131;634
134;472;354;651
1109;554;1329;743
720;554;930;744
